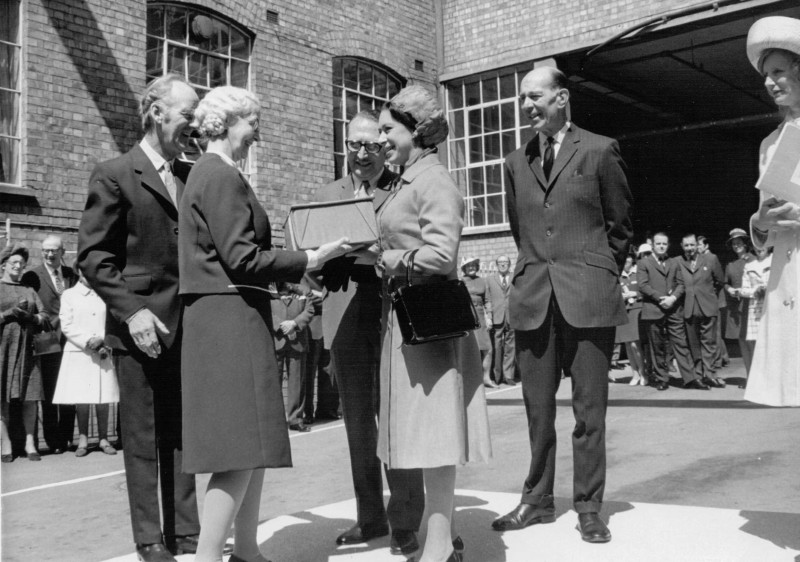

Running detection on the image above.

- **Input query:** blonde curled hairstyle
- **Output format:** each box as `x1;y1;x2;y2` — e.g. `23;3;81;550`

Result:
193;86;261;139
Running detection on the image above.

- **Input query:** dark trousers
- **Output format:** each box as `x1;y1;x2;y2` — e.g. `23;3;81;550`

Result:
304;338;339;419
40;352;75;450
493;321;516;383
515;298;613;513
644;313;698;384
116;343;199;546
277;347;306;425
685;315;718;378
331;294;424;531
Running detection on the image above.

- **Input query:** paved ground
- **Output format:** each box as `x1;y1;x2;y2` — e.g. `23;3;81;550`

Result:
2;358;800;561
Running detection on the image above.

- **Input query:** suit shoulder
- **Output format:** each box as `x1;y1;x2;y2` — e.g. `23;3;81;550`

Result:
315;177;349;201
504;143;530;166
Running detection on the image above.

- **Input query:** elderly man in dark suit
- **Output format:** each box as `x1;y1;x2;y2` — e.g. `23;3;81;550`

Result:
491;67;633;543
78;74;202;562
486;255;516;385
637;233;709;391
22;235;78;454
678;234;726;388
314;109;424;556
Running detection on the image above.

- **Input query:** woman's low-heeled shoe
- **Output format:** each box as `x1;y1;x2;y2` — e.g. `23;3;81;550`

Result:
26;451;41;461
100;443;117;455
452;536;464;554
75;447;88;457
1;454;13;463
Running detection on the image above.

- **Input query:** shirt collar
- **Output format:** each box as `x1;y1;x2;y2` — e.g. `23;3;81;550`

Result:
44;263;61;276
139;139;170;172
539;121;571;149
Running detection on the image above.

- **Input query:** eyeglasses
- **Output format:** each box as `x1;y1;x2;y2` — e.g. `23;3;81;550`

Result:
42;249;61;255
346;140;384;154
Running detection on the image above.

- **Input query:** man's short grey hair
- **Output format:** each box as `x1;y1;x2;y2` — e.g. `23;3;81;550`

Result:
140;74;190;132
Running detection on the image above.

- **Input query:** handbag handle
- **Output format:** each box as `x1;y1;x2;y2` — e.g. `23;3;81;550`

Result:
405;248;420;287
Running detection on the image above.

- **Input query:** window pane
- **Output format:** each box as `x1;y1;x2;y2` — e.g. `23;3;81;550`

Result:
465;81;480;105
467;109;481;136
484;133;501;161
167;45;186;76
486;164;502;193
334;154;345;180
521;126;534;146
388;78;400;98
343;59;358;89
166;6;186;41
500;72;516;99
146;36;162;79
502;131;516;156
0;137;19;185
452;169;466;193
209;56;225;87
332;86;342;117
374;71;387;98
449;139;465;169
358;62;373;94
146;4;164;36
448;85;463;109
469;136;483;163
450;110;464;139
230;27;248;59
483;77;498;103
346;91;358;120
332;58;343;85
487;194;504;224
469;168;484;196
0;90;18;136
213;23;230;55
0;42;20;90
483;105;499;133
334;119;344;153
188;51;208;87
230;60;248;87
470;198;486;227
501;102;515;130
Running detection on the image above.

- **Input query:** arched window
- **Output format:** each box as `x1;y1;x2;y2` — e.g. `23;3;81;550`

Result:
332;57;404;179
0;0;22;189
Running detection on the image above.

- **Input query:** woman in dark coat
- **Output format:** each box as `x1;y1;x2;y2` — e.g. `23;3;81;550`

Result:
179;86;350;562
722;228;754;371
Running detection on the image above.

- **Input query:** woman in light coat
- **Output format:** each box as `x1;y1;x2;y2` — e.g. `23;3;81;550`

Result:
376;85;491;562
53;269;118;456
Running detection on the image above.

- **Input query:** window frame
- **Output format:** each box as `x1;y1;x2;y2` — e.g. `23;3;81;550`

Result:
332;56;405;180
445;64;534;233
0;0;25;194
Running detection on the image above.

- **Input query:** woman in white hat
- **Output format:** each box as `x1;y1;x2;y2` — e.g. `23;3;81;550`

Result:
460;257;496;388
745;16;800;406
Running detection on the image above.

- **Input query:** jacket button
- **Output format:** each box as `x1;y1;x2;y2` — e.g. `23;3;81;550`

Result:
544;202;551;208
173;227;179;235
548;259;554;265
546;229;552;237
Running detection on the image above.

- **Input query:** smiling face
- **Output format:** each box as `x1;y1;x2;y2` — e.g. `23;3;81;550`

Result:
762;50;800;114
2;254;26;283
227;113;260;161
153;82;200;160
518;68;569;138
378;109;419;167
347;117;386;182
730;238;748;257
496;256;510;274
41;236;64;270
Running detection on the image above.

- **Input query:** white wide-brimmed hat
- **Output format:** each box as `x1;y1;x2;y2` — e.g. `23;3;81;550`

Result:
636;243;653;257
746;16;800;71
460;256;480;270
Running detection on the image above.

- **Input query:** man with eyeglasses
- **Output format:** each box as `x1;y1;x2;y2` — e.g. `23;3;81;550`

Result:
78;74;204;562
313;109;424;556
22;235;78;455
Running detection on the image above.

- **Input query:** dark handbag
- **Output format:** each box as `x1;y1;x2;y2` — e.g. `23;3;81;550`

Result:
33;331;61;356
390;249;480;345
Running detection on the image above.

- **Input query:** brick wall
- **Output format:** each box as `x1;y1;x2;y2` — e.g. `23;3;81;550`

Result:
441;0;692;77
4;0;437;261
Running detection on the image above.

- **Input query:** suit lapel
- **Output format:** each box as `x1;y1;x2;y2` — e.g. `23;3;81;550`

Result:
132;144;177;214
545;126;578;190
37;266;57;295
525;139;547;190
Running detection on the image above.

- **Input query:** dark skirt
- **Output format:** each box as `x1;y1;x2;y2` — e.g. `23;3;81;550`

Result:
615;306;641;344
181;292;291;474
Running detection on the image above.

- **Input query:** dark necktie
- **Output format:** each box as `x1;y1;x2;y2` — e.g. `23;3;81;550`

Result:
501;275;507;289
54;270;64;294
543;136;555;179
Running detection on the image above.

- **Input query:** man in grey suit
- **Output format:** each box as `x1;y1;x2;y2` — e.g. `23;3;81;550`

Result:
486;255;515;385
314;110;424;555
492;67;633;543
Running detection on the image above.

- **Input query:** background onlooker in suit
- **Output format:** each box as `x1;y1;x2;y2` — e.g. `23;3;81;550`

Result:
300;278;340;424
492;67;632;544
616;255;646;386
376;85;491;562
78;74;201;561
722;228;755;372
461;257;496;388
698;235;730;369
271;282;314;433
485;255;515;386
677;234;726;388
314;109;424;556
178;86;350;562
52;268;118;457
22;235;78;455
1;244;51;462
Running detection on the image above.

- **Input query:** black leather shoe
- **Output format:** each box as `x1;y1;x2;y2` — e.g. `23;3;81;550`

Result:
1;454;13;463
289;422;311;432
26;451;41;461
577;512;611;543
704;376;726;388
169;534;234;556
492;503;555;531
51;447;64;455
336;522;389;545
390;529;419;554
655;381;669;391
136;543;177;562
315;411;342;421
452;535;464;554
685;379;710;390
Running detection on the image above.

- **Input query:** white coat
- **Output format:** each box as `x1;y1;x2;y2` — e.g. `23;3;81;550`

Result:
53;283;119;404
